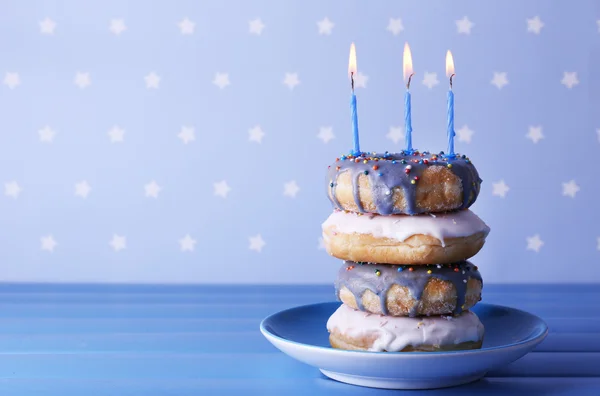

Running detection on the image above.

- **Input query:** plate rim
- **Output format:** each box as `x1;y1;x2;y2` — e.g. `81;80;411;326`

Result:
260;301;548;358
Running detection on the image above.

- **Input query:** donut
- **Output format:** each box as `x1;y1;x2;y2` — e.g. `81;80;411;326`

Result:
336;261;482;317
322;209;490;265
327;151;481;215
327;304;484;352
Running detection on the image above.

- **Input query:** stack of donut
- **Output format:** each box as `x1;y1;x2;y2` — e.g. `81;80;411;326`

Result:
323;150;490;352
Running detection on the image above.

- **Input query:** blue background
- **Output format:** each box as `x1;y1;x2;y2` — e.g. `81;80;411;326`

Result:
0;0;597;283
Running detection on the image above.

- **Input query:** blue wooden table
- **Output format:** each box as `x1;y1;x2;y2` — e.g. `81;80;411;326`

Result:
0;284;597;395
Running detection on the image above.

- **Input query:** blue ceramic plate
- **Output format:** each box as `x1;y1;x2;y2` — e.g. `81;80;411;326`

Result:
260;302;547;390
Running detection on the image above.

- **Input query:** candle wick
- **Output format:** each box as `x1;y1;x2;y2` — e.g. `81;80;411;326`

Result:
351;72;355;93
449;74;455;90
406;73;414;90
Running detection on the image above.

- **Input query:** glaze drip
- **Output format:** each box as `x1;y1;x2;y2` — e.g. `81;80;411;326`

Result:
327;151;482;215
335;261;482;317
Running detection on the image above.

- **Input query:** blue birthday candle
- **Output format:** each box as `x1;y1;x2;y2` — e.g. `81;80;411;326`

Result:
349;43;360;155
446;50;456;157
403;43;414;153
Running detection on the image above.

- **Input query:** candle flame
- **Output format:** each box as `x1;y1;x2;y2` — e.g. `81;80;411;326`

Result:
403;42;413;82
348;43;357;78
446;50;455;77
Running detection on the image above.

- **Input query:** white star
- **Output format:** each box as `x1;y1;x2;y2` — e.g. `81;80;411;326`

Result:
179;234;197;252
213;73;230;89
456;125;474;143
4;181;22;199
145;72;160;89
562;180;580;198
74;72;91;89
492;180;510;198
213;180;231;199
597;237;600;251
491;72;508;89
386;18;404;35
318;237;326;250
249;18;265;35
317;17;335;35
353;72;368;88
75;180;91;198
109;19;127;35
283;73;300;90
561;72;579;89
248;125;265;143
422;72;439;89
3;72;20;89
38;125;56;143
178;126;195;144
456;16;474;34
249;234;265;253
283;180;300;198
317;127;335;144
144;181;161;198
526;234;544;253
39;18;56;35
526;126;544;144
110;234;126;252
527;16;544;34
41;235;57;252
386;126;404;144
178;18;195;35
108;126;125;143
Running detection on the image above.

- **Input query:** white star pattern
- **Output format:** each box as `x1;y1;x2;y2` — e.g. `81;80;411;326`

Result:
4;181;21;199
248;125;265;143
491;72;508;89
386;126;404;144
422;72;439;89
74;72;91;89
283;180;300;198
108;126;125;143
283;73;300;90
41;235;57;252
318;237;326;250
178;18;195;35
456;125;474;143
179;234;197;252
38;125;56;143
526;126;544;144
562;180;580;198
527;16;544;34
3;72;20;89
178;126;195;144
317;17;334;35
249;18;265;35
353;72;368;88
213;73;230;89
145;72;160;89
386;18;404;35
214;180;231;199
249;234;266;253
526;235;544;253
110;234;126;252
144;181;162;198
492;180;510;198
109;19;127;35
561;72;579;89
39;18;56;35
317;127;335;144
456;16;474;34
75;180;91;198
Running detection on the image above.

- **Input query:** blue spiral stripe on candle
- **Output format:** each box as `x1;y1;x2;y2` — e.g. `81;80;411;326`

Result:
351;93;360;155
447;90;455;156
404;91;413;152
